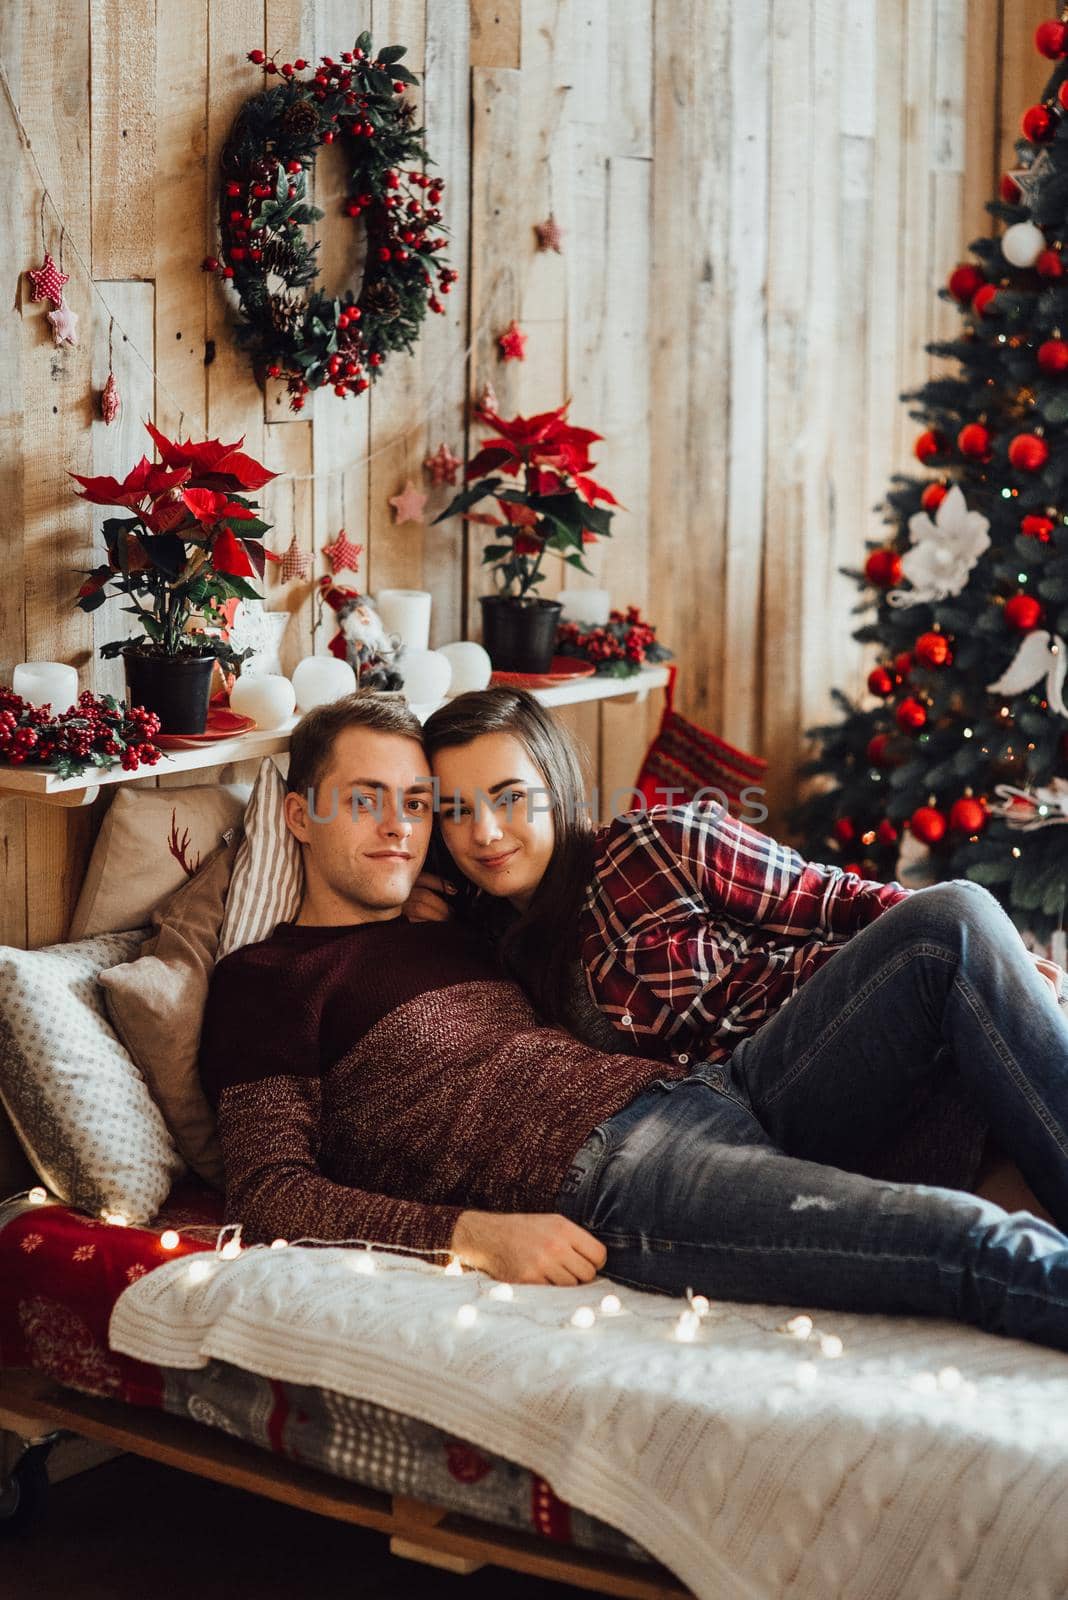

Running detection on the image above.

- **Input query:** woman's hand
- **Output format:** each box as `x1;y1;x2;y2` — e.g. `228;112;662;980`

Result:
402;872;455;923
1029;951;1065;1004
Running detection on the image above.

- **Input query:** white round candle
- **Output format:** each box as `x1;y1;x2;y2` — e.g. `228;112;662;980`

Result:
375;589;432;650
397;647;452;709
229;673;296;729
291;655;357;711
557;588;611;626
438;641;492;695
12;661;79;712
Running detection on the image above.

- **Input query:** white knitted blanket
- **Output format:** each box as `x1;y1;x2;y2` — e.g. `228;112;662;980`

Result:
109;1246;1068;1600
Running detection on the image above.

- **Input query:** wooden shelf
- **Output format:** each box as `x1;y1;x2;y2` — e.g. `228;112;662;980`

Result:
0;666;669;807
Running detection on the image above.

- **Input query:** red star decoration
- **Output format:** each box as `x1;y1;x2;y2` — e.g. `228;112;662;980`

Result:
100;372;121;426
423;441;462;486
279;533;312;583
534;214;564;254
497;320;527;362
28;252;69;307
388;480;428;525
322;529;364;574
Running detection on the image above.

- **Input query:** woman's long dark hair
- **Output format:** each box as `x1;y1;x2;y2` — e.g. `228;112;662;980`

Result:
422;689;598;1025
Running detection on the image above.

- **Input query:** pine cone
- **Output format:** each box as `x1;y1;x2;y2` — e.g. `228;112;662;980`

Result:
362;280;402;321
261;238;302;278
268;293;303;336
281;98;320;140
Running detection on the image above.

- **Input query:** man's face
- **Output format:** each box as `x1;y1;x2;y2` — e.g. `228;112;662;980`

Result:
283;726;434;918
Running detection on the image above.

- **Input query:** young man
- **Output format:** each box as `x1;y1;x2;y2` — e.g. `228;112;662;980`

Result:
199;694;1068;1355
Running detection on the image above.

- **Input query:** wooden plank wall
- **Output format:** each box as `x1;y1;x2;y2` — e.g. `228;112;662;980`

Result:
0;0;1053;947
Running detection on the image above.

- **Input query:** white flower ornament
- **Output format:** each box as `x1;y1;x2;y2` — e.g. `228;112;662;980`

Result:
887;486;991;608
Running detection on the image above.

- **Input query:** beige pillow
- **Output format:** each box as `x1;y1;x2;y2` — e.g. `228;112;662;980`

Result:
216;757;303;959
99;840;239;1190
69;782;250;940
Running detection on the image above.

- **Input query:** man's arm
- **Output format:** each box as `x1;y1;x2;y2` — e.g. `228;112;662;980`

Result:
451;1209;607;1285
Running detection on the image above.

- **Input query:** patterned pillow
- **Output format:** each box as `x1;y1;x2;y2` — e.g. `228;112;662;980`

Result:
0;931;186;1220
216;757;303;959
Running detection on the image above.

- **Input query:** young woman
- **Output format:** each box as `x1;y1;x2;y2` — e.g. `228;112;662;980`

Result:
420;687;1068;1303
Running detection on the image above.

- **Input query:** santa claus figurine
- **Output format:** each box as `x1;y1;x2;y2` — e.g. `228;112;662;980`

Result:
318;577;404;690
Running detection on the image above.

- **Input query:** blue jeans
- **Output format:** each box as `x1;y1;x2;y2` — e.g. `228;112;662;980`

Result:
555;881;1068;1354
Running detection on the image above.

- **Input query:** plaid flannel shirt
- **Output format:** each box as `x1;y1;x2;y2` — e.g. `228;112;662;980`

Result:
578;803;912;1067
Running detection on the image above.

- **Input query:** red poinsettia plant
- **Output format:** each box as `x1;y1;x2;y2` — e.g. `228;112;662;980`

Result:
72;420;280;665
432;401;619;598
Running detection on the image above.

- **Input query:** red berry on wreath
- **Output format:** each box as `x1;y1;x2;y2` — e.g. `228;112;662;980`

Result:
864;548;902;586
867;665;895;697
914;429;945;463
957;422;991;459
1008;432;1049;471
201;256;219;272
1021;104;1054;142
1038;338;1068;373
265;61;278;74
247;48;265;63
921;482;947;512
1021;513;1054;541
1037;249;1064;278
267;363;281;378
947;263;984;302
1004;593;1043;630
369;352;383;367
896;697;927;732
1035;20;1067;58
914;631;952;668
378;246;392;261
322;129;335;142
226;181;242;197
971;283;999;315
949;797;987;834
230;246;246;260
429;298;443;313
294;58;307;69
910;805;947;844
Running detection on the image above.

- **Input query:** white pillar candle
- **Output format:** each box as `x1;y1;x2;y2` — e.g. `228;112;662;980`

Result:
397;647;452;709
12;662;79;712
229;673;297;729
438;641;492;695
375;589;432;650
557;588;611;627
291;655;357;711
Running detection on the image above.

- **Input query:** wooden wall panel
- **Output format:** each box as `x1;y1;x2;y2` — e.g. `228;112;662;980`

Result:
0;1;1055;943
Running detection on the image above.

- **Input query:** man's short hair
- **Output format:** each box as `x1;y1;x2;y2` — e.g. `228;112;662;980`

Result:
285;692;425;804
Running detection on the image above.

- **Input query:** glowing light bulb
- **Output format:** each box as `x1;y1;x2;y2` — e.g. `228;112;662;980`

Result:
444;1256;464;1275
456;1302;478;1327
270;1238;289;1250
820;1333;843;1358
351;1251;376;1274
785;1314;813;1339
674;1310;700;1342
690;1294;710;1316
220;1238;242;1260
188;1258;212;1284
937;1365;962;1389
488;1282;514;1301
160;1229;180;1250
103;1211;128;1227
599;1293;622;1316
28;1187;47;1205
570;1305;596;1329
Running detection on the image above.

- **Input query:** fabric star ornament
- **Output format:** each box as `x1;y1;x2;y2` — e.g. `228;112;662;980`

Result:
47;302;79;347
27;252;69;306
886;486;990;608
388;480;428;526
423;441;461;487
100;372;121;426
475;381;499;419
497;320;528;362
1008;149;1055;211
322;529;364;575
534;214;564;253
279;533;312;583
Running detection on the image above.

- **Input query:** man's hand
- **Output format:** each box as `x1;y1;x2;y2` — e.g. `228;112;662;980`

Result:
450;1210;608;1286
1029;951;1065;1004
402;872;455;923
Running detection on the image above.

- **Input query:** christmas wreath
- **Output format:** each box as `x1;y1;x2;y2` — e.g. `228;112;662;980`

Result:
202;31;457;412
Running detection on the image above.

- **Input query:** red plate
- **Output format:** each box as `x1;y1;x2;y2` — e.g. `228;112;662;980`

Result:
489;656;598;690
153;707;257;749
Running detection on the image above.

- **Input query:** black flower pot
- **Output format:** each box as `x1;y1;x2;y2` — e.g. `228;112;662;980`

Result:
122;646;216;735
479;596;563;674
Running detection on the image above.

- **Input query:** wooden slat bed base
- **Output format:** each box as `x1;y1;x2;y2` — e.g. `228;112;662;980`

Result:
0;1367;690;1599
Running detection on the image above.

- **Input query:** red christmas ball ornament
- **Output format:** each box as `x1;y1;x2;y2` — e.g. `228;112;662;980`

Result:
896;697;927;732
971;283;1000;316
864;548;902;587
1036;20;1068;59
1008;432;1049;471
867;733;892;766
1036;249;1064;279
1000;172;1022;204
1021;513;1055;541
1022;104;1055;143
893;650;913;679
911;805;948;845
949;797;988;834
915;429;946;463
948;263;985;302
867;666;895;697
957;422;991;459
1004;593;1043;631
1038;338;1068;373
914;631;952;668
832;817;857;845
876;818;900;846
921;482;948;513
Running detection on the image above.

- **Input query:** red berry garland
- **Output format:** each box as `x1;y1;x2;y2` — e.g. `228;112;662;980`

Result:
203;31;457;412
555;608;673;678
0;688;162;778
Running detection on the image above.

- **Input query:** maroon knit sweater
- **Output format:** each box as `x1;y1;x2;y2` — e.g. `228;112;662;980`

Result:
198;917;685;1258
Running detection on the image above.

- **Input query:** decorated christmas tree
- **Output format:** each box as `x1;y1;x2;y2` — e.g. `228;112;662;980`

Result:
791;18;1068;947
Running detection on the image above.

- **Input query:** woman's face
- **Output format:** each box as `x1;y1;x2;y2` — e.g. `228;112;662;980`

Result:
431;732;556;911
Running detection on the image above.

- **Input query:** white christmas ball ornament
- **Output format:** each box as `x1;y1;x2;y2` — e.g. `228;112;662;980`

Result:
438;641;492;695
229;673;296;730
291;654;357;711
398;647;452;709
1001;221;1046;269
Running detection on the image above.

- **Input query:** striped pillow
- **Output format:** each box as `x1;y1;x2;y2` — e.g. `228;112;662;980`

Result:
216;758;303;958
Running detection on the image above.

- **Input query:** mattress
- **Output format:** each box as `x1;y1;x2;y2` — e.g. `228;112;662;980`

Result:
0;1179;653;1566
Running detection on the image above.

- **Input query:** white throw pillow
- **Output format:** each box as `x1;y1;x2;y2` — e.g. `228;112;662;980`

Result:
69;782;251;940
216;758;303;959
0;931;186;1220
